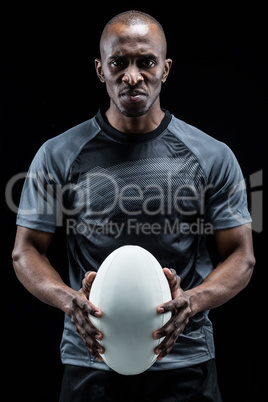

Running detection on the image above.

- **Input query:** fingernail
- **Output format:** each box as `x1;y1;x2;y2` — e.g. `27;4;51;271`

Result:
154;332;162;339
158;307;164;313
96;333;102;340
94;311;102;317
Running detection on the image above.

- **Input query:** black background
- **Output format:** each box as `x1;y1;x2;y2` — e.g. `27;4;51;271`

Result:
2;3;266;401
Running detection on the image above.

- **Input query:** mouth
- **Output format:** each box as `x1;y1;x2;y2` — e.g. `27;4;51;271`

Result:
120;89;147;103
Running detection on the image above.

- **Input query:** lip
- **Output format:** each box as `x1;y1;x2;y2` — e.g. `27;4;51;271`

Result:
120;91;147;103
121;94;147;103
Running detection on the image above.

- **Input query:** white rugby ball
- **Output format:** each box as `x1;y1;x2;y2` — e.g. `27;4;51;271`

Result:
89;245;172;375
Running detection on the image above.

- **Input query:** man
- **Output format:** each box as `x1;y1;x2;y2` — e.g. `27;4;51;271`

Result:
12;10;255;401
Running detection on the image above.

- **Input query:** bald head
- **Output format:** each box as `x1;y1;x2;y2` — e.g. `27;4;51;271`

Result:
100;10;167;58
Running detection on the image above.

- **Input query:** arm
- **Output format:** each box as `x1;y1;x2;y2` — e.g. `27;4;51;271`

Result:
153;224;255;361
12;226;104;361
12;226;74;313
185;224;255;314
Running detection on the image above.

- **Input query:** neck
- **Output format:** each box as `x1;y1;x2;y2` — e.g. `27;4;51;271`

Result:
105;99;164;134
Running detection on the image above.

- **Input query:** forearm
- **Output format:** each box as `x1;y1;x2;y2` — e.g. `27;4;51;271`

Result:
185;251;255;317
12;247;76;316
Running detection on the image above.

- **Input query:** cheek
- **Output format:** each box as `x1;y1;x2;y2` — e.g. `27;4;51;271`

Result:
146;67;165;88
104;78;119;99
103;71;121;93
148;74;163;93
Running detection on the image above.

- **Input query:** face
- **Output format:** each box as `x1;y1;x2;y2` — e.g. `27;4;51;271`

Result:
95;23;172;117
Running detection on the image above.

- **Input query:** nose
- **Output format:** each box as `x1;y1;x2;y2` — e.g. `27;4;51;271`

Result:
122;68;144;86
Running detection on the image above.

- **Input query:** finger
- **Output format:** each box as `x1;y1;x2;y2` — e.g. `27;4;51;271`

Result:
153;315;184;340
156;343;173;362
156;296;189;314
70;305;103;339
154;317;190;361
76;320;104;348
77;324;104;362
153;310;190;340
154;332;179;361
153;300;191;339
79;315;104;341
72;314;105;361
73;293;102;318
82;271;97;298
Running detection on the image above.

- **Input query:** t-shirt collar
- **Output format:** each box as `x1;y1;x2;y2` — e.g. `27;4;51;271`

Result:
95;108;172;143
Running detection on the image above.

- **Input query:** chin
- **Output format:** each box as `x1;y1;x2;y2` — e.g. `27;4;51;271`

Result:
112;98;153;118
121;109;148;118
119;104;153;118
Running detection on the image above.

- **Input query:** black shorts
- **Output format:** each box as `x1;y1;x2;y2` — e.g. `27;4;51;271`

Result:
59;359;223;402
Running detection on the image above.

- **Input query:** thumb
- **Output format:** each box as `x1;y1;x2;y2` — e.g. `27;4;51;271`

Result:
162;267;181;294
82;271;97;298
163;267;172;278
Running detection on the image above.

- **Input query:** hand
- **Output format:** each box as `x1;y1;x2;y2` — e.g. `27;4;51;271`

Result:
152;268;191;361
69;271;104;362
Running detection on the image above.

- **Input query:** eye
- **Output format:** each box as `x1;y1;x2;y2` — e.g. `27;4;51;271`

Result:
110;59;126;67
141;59;156;67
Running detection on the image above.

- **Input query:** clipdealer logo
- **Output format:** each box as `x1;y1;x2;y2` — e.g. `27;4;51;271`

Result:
5;169;263;234
226;170;263;234
248;170;263;233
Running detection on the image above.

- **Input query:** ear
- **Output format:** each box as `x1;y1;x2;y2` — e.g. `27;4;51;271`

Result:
161;58;172;83
95;58;106;83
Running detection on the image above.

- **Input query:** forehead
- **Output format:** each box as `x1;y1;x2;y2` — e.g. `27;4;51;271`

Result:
101;23;164;58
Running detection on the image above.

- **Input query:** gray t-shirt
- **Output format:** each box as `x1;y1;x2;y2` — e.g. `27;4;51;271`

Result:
17;109;251;370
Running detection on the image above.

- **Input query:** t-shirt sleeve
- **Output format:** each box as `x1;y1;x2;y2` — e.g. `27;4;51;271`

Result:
204;143;252;230
16;143;61;232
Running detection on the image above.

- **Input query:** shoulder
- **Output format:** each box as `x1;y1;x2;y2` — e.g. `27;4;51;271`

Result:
168;115;237;178
43;116;100;162
32;116;101;181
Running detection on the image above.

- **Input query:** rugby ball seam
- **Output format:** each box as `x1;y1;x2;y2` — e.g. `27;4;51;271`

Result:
141;250;168;346
96;248;122;338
